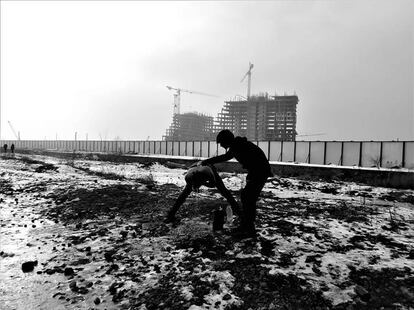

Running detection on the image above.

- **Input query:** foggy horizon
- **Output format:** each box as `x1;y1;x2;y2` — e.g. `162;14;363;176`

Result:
1;0;413;141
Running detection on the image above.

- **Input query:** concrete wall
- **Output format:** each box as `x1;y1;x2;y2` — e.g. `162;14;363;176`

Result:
2;139;413;169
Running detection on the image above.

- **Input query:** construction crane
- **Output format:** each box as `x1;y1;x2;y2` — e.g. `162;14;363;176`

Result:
166;86;219;115
240;62;254;99
8;121;20;140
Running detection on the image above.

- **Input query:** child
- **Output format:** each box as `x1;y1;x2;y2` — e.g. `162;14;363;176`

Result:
164;164;241;223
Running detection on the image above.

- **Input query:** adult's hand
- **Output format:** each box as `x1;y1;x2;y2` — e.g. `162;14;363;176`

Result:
189;161;202;168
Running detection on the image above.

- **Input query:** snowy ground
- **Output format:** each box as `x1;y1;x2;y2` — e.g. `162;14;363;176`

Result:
0;153;413;310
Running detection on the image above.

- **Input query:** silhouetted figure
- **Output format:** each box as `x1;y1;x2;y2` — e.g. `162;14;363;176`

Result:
201;130;272;238
164;165;241;224
3;144;7;153
10;144;15;154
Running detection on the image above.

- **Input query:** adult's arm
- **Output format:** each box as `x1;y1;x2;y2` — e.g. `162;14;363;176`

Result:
201;151;233;166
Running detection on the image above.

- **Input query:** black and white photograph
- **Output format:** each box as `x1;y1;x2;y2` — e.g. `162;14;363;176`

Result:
0;1;413;309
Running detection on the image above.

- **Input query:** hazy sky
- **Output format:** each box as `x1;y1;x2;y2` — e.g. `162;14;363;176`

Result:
1;0;413;141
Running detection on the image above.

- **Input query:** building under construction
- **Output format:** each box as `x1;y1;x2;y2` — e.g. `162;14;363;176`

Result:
215;93;298;141
163;112;215;141
163;93;298;141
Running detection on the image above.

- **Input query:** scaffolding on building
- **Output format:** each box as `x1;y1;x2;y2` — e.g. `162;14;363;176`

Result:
163;112;215;141
214;93;298;141
163;92;299;141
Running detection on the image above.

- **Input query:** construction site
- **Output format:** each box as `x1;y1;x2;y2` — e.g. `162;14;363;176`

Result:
163;64;299;142
163;112;215;141
214;93;298;141
163;93;299;142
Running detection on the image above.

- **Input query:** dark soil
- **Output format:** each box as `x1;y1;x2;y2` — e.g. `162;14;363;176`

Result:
218;257;331;310
1;155;413;310
347;267;414;309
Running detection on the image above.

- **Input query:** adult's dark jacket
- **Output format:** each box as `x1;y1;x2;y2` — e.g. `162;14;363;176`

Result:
203;137;271;178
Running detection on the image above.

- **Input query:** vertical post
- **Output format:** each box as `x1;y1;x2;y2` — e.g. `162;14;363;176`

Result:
358;141;363;167
323;141;327;165
178;140;181;156
280;141;284;162
379;141;383;168
308;141;311;164
208;141;210;157
293;141;297;162
192;141;195;157
171;141;174;156
340;142;344;166
200;141;202;158
402;141;406;168
267;141;271;161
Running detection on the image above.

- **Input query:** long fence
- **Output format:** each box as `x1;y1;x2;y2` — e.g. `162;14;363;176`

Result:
1;139;413;169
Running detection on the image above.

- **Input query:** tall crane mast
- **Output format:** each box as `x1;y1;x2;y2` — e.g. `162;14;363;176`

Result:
166;86;218;115
8;121;20;140
241;62;254;99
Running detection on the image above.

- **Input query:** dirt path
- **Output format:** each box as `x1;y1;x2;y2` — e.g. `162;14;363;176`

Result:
0;154;413;309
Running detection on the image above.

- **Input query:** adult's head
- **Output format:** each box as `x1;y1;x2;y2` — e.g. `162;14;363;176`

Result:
216;129;234;149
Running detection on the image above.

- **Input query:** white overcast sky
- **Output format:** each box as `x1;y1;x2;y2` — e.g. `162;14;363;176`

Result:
1;0;413;141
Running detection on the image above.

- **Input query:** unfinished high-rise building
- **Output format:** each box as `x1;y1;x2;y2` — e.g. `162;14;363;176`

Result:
214;93;298;141
163;112;215;141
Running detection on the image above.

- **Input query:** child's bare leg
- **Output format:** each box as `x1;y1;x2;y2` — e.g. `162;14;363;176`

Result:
165;184;192;222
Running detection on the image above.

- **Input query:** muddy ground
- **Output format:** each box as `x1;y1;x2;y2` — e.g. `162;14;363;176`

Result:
0;154;413;310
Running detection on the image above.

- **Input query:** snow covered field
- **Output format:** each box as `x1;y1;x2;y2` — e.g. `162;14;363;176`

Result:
0;154;413;309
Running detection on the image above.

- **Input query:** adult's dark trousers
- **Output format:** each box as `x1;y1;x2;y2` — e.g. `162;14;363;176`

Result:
240;172;268;230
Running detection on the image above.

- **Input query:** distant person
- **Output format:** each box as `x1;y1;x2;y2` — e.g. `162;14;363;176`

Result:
10;144;15;154
3;144;7;153
164;164;241;224
200;130;272;238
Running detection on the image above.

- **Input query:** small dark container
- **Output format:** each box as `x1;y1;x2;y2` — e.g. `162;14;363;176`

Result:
22;260;38;273
212;207;226;231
